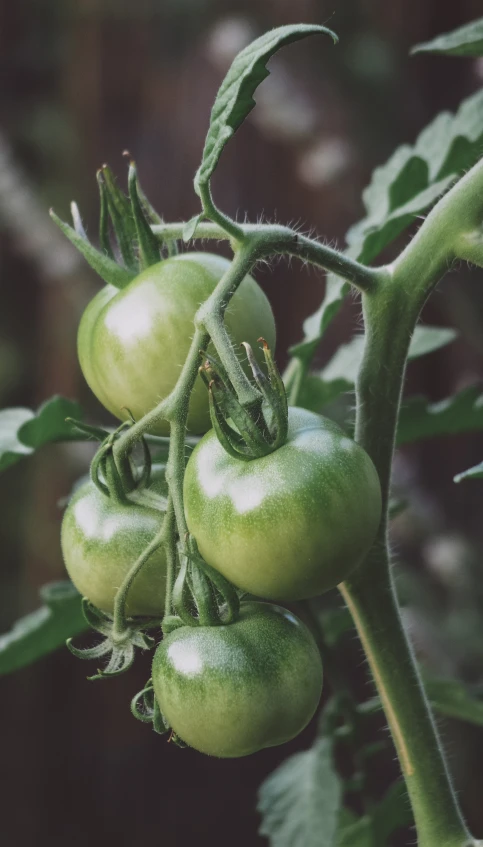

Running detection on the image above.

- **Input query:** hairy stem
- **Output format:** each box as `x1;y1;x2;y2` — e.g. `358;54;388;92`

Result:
165;420;190;540
152;221;230;243
162;498;176;617
198;181;244;242
286;234;383;293
340;271;470;847
151;221;381;295
112;530;165;639
338;157;483;846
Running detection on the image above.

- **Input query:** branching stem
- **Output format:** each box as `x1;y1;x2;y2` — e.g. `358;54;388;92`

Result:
197;181;244;242
151;221;380;295
113;156;483;846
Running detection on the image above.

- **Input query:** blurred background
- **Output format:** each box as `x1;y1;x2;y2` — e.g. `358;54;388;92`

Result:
2;1;483;844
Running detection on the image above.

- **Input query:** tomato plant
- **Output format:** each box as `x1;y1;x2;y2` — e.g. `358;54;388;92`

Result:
4;15;483;847
151;601;323;757
183;407;381;600
78;252;276;436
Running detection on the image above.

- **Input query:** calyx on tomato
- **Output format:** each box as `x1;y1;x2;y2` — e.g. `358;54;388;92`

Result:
151;601;323;757
199;338;288;460
183;407;382;601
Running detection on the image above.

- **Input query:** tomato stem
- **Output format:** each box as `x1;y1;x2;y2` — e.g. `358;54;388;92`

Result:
338;157;483;847
112;519;168;640
151;220;381;295
197;179;245;243
161;499;177;618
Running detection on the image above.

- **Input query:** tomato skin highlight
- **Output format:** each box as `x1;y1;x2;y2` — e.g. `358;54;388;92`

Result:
183;407;382;601
152;601;323;757
77;253;276;436
61;468;167;617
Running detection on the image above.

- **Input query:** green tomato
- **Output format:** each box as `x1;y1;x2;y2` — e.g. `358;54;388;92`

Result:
183;407;382;601
78;253;276;436
152;601;323;757
61;466;167;617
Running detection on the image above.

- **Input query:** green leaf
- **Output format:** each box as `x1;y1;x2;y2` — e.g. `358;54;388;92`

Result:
347;88;483;263
195;24;337;195
289;277;348;364
354;176;456;265
407;325;457;359
298;375;351;414
424;676;483;726
0;408;33;472
411;17;483;58
288;88;483;380
0;396;84;472
298;326;456;413
318;607;354;648
454;460;483;483
337;812;374;847
397;386;483;446
0;581;87;675
337;782;411;845
18;396;84;448
258;738;342;847
373;781;412;845
325;325;455;386
183;213;203;242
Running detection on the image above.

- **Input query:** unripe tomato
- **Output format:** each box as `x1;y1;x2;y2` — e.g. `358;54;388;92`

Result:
61;467;166;617
152;601;323;757
77;253;276;436
183;407;381;601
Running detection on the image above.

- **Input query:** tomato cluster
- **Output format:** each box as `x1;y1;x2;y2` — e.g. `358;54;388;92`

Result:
63;251;381;757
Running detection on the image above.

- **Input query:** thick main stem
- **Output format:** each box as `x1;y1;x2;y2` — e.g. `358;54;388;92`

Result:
341;277;471;847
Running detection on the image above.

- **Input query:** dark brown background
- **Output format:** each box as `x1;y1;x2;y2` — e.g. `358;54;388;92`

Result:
2;1;483;844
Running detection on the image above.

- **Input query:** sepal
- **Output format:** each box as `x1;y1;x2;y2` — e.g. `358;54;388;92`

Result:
65;417;110;442
161;615;185;635
66;599;159;681
199;339;288;460
172;537;240;627
100;164;138;271
96;169;115;259
50;208;134;289
54;158;167;288
127;158;161;268
131;678;170;735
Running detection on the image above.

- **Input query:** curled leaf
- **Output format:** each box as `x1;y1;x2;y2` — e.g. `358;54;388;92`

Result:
195;24;337;194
